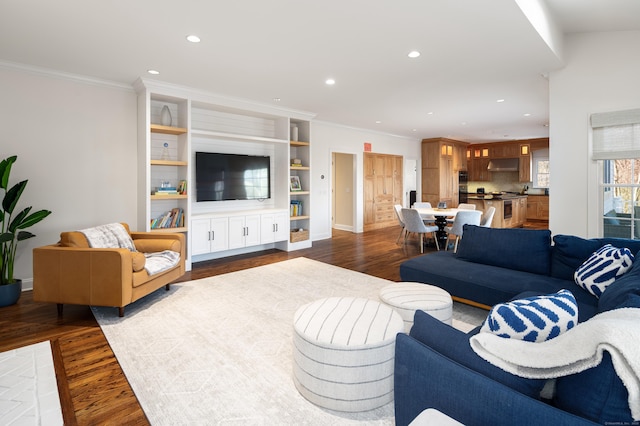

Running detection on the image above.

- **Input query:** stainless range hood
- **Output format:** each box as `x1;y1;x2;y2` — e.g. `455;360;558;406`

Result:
487;158;519;172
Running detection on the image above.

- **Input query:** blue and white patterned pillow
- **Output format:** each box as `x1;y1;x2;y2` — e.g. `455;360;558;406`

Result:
574;244;634;298
480;290;578;342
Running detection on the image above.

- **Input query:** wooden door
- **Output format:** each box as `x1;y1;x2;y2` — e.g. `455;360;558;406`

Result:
364;153;403;230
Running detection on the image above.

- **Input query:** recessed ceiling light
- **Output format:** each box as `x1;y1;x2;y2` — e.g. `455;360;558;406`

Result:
496;99;505;103
147;69;160;75
325;78;335;85
523;113;531;117
273;98;281;102
412;129;417;132
375;120;382;124
408;50;421;58
186;35;201;43
427;112;434;115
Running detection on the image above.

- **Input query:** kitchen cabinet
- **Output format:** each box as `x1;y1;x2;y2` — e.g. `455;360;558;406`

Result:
491;143;519;158
422;138;468;207
526;195;549;220
468;145;490;181
468;196;527;228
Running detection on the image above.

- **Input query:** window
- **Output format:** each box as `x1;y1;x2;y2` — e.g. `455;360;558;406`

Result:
592;108;640;238
532;148;549;188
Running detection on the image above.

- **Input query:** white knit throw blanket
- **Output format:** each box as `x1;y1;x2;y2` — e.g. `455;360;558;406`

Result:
80;223;136;252
80;223;179;276
470;308;640;420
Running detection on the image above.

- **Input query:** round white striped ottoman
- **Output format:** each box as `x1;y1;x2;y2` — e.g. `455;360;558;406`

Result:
379;282;453;332
292;297;404;412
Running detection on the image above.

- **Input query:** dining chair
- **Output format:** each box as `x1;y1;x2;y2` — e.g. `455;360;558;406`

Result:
457;203;476;210
394;204;406;243
444;210;482;252
480;206;496;228
412;202;436;224
401;208;440;253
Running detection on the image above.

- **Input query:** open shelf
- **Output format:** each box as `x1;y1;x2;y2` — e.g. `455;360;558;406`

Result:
290;140;310;147
151;194;188;200
150;226;188;233
290;166;310;171
290;215;310;221
151;160;188;166
150;124;187;135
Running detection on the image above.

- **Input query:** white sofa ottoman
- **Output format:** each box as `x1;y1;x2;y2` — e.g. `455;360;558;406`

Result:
379;282;453;332
292;297;404;412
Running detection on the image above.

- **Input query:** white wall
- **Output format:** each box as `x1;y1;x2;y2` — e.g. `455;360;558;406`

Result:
0;65;137;286
311;122;420;238
549;31;640;237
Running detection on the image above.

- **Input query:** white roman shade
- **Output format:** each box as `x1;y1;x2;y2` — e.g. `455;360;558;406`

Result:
591;108;640;160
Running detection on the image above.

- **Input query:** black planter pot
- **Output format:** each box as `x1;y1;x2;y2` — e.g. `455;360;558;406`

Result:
0;279;22;307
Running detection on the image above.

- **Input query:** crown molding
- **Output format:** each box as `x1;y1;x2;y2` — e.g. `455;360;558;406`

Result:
0;60;134;91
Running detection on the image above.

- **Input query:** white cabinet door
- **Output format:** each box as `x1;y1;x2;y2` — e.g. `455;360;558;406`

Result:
228;216;247;249
261;211;289;244
244;214;261;247
209;217;229;252
273;211;289;242
191;218;213;256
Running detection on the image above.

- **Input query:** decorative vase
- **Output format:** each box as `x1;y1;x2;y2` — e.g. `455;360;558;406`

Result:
290;125;298;142
0;279;22;307
161;105;172;127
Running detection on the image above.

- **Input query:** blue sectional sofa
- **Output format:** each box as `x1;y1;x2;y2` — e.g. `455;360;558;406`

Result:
395;226;640;425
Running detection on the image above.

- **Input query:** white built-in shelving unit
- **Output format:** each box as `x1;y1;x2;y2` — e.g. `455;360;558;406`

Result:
134;78;315;270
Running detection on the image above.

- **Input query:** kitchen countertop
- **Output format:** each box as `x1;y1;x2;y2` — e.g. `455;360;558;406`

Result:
467;194;528;200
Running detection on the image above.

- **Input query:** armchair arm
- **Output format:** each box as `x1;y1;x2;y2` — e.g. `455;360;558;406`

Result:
131;232;185;257
394;333;597;426
33;245;133;308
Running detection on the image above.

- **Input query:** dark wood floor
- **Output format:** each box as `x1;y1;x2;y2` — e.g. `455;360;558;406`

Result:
0;221;547;425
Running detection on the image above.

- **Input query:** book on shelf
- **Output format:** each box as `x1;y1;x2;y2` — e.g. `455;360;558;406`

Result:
177;180;187;194
151;208;184;229
154;186;179;195
290;200;303;217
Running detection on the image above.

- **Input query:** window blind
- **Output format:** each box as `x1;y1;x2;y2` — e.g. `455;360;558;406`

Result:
591;108;640;160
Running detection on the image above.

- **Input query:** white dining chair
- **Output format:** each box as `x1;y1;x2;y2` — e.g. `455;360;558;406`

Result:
401;208;440;253
444;210;482;252
480;206;496;228
394;204;406;244
457;203;476;210
413;202;436;224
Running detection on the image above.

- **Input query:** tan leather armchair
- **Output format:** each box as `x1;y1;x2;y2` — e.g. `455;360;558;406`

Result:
33;224;185;316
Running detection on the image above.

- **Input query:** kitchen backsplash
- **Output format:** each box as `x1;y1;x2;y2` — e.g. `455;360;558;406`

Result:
468;171;546;195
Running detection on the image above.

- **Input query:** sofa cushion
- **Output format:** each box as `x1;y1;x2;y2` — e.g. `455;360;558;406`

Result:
456;226;552;275
480;290;578;342
409;310;547;399
554;352;633;424
59;231;90;248
574;244;634;298
598;258;640;312
551;234;640;281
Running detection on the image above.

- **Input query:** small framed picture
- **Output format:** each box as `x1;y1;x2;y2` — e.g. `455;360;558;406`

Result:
290;176;302;191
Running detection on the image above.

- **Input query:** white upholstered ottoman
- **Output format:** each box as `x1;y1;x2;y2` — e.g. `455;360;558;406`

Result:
379;282;453;332
292;297;404;412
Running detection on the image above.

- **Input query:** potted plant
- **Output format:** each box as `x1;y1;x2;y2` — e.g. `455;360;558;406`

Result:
0;155;51;307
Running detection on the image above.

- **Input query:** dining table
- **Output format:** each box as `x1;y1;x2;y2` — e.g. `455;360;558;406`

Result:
414;207;461;249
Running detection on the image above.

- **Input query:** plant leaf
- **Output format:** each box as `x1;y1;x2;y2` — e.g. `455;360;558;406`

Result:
0;156;17;190
15;209;51;229
16;231;35;241
2;180;27;214
0;232;13;243
8;207;31;232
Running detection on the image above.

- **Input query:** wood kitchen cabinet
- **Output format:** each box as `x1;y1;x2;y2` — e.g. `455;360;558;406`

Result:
526;195;549;220
422;138;468;207
468;145;490;181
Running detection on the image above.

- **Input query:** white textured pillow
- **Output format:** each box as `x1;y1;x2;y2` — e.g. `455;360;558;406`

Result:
480;290;578;342
574;244;634;298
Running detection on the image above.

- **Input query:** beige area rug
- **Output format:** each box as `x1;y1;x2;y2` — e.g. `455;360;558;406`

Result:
93;258;487;425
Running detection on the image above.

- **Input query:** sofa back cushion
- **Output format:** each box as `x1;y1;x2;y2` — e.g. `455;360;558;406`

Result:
409;310;547;399
598;257;640;312
550;235;640;281
59;231;90;248
455;226;552;275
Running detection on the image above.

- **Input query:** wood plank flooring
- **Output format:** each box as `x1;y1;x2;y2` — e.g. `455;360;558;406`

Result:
0;222;547;424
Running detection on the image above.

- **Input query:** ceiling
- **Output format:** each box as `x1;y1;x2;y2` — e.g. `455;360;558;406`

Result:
1;0;639;142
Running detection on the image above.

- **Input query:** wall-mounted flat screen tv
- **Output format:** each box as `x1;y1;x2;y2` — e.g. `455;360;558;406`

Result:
196;152;271;202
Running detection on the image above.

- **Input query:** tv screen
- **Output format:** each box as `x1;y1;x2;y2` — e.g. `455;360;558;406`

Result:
196;152;271;202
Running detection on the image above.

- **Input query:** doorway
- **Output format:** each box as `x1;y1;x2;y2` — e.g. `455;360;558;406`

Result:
332;152;356;232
